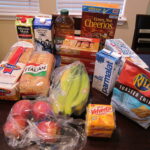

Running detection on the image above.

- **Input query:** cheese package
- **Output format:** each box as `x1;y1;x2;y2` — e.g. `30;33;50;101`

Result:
85;104;116;138
19;51;55;98
0;41;34;84
59;35;100;59
105;39;149;69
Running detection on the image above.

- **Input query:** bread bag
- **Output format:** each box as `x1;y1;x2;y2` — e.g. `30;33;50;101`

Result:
19;51;55;98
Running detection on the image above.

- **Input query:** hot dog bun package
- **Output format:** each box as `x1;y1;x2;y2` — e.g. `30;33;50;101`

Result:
111;60;150;129
0;41;34;100
19;51;55;98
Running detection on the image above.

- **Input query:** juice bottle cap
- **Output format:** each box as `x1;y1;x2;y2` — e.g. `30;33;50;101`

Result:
60;9;69;15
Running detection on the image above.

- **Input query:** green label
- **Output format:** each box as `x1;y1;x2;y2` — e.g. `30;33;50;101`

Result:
24;64;47;76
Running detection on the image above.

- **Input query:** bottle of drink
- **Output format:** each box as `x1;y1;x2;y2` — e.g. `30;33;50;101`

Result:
54;9;75;51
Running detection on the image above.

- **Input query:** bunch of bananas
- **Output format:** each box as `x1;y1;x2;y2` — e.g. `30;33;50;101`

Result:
51;61;90;116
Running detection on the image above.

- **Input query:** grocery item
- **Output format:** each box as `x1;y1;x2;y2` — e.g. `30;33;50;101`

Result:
3;99;87;150
92;49;122;96
54;9;75;51
111;60;150;129
0;41;34;84
59;35;100;59
19;51;55;98
50;61;90;116
33;15;53;52
15;15;34;43
105;39;149;69
81;2;120;48
85;104;116;138
61;55;95;68
0;82;20;100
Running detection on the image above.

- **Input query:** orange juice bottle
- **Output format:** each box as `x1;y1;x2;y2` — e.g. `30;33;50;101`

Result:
54;9;75;51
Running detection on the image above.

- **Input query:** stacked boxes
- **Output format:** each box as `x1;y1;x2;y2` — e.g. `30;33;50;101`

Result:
105;39;149;69
59;35;100;75
92;49;122;96
85;104;116;138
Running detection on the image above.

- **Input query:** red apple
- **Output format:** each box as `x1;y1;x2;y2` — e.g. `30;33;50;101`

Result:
36;121;60;142
32;101;53;121
3;115;27;138
11;100;32;118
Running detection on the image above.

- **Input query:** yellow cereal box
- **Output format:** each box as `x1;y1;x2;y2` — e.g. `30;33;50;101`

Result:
85;104;115;138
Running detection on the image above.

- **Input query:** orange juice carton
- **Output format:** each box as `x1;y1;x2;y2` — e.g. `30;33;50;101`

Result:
59;35;100;59
85;104;116;138
105;39;149;69
92;49;122;96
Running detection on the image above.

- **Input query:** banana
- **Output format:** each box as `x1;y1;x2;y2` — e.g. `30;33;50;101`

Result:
71;68;90;115
52;63;79;114
64;65;82;115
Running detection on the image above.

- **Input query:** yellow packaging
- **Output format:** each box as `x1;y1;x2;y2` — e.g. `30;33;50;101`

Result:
85;104;115;138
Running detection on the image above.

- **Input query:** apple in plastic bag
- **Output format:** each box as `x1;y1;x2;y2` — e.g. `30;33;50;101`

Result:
32;101;53;121
11;100;32;118
3;115;28;138
36;121;60;143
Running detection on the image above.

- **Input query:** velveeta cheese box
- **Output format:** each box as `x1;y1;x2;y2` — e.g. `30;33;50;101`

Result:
85;104;115;138
105;39;149;69
59;35;100;59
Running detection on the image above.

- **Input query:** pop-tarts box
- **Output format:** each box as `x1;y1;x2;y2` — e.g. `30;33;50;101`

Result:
92;49;122;96
105;39;149;69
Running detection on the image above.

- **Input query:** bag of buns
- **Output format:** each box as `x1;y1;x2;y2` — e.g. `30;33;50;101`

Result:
19;51;55;98
0;41;34;100
0;41;34;84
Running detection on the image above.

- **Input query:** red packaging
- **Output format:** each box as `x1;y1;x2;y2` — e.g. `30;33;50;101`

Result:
59;35;100;59
111;60;150;129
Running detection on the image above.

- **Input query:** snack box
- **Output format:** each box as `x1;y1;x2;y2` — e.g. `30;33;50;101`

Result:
85;104;116;138
61;55;95;68
59;35;100;59
92;49;122;96
105;39;149;69
61;63;94;75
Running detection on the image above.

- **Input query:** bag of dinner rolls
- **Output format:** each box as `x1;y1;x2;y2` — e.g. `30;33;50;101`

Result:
19;51;55;98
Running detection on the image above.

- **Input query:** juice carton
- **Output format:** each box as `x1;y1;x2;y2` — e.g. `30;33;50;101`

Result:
92;49;122;96
105;39;149;69
85;104;116;138
33;15;53;53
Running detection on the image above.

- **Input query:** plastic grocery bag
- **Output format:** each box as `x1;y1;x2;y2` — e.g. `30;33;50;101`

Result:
49;61;90;116
3;99;87;149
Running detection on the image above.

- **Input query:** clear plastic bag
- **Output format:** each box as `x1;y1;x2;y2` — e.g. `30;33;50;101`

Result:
19;51;55;98
3;99;87;150
49;61;90;116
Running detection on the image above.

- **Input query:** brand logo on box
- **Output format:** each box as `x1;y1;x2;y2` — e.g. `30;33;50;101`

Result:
134;74;150;91
102;61;113;94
